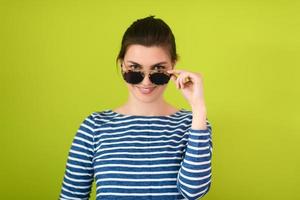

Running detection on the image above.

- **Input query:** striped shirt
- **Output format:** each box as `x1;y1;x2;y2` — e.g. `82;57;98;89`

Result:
60;109;212;200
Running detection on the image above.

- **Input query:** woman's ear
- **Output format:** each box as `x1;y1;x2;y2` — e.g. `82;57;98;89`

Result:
119;60;126;73
118;59;124;68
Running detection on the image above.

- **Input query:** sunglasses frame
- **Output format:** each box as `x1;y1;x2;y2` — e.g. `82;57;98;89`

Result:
121;66;172;85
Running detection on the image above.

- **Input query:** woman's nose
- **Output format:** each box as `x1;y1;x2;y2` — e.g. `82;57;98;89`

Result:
141;73;152;85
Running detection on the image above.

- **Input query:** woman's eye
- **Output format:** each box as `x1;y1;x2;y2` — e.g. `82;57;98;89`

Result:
130;65;141;70
153;65;165;71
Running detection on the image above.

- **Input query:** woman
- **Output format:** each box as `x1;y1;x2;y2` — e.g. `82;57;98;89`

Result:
60;16;212;200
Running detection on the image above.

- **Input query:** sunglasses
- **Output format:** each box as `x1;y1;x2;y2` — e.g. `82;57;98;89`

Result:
122;68;172;85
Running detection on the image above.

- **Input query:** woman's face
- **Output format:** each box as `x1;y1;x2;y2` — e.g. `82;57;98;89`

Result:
122;44;174;104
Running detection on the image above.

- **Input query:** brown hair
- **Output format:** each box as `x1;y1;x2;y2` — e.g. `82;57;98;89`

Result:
117;16;178;64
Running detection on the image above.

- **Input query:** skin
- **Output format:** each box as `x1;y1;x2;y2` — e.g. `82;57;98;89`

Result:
114;44;207;130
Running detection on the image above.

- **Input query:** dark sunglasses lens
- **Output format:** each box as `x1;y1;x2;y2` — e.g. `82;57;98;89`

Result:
150;73;171;85
123;71;144;84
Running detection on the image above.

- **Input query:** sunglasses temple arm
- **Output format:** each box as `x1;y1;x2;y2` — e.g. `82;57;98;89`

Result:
170;73;192;83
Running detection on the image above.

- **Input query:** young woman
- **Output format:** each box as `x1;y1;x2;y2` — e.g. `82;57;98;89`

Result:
60;16;212;200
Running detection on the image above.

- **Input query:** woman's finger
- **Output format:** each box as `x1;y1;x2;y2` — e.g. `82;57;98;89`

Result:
176;75;182;89
177;72;190;88
177;76;182;89
168;69;199;82
169;69;203;90
171;74;180;89
170;74;177;82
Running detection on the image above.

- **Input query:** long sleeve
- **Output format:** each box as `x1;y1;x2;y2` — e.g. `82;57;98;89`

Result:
59;114;95;200
177;121;212;200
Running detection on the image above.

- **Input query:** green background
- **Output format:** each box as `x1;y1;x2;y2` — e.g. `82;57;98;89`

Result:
1;0;299;199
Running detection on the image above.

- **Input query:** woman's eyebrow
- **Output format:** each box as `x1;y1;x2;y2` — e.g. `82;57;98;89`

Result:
127;61;141;66
151;62;167;67
127;61;167;66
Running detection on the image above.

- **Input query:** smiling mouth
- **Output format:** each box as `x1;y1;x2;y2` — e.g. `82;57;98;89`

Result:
137;86;156;94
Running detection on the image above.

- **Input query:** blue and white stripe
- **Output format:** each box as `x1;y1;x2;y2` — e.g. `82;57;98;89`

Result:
60;109;212;200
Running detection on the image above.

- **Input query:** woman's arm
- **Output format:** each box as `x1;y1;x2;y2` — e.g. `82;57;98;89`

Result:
59;114;95;200
168;69;213;199
177;118;212;200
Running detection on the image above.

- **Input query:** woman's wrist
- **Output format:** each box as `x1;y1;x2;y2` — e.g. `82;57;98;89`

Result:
191;100;207;130
191;100;207;115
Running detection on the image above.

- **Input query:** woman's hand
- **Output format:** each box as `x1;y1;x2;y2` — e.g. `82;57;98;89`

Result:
167;69;207;119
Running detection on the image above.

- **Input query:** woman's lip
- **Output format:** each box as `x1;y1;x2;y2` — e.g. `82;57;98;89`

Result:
136;86;156;94
138;86;155;89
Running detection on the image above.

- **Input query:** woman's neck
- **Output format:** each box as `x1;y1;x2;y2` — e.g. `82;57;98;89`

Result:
114;99;178;116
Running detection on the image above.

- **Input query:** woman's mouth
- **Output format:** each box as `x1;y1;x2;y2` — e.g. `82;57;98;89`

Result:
137;86;156;95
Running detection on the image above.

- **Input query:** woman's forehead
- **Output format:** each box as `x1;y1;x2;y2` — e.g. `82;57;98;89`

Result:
124;45;172;65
